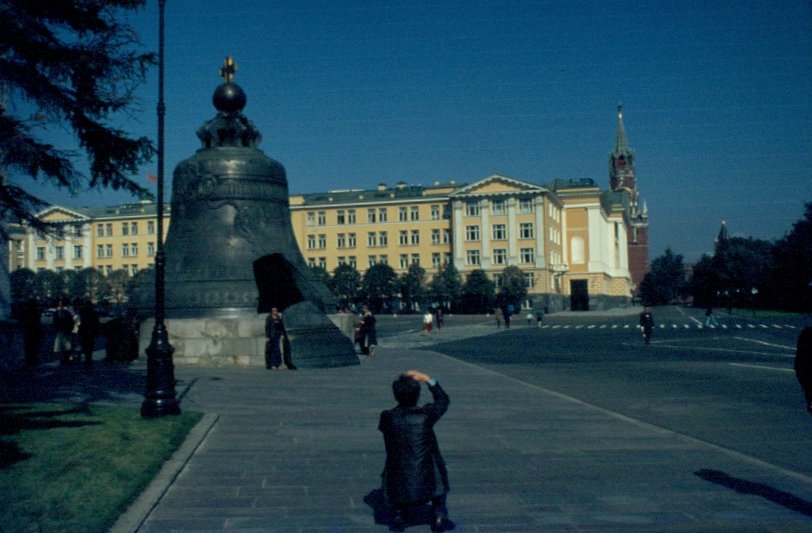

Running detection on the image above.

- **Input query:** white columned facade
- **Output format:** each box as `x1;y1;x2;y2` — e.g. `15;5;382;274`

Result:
534;196;545;268
506;198;517;262
452;201;464;268
480;200;491;269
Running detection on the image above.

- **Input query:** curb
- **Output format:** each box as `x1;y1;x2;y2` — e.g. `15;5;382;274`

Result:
110;412;220;533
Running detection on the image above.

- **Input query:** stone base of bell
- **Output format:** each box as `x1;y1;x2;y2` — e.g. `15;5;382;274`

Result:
138;303;359;368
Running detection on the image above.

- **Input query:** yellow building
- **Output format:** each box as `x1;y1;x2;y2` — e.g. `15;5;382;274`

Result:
8;174;633;311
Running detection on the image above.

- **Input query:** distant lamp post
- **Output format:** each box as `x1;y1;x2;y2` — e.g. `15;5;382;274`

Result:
142;0;180;418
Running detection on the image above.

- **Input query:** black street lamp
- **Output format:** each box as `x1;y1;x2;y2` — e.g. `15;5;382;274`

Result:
142;0;180;418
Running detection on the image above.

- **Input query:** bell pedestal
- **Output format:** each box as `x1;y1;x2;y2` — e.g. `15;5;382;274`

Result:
139;304;359;368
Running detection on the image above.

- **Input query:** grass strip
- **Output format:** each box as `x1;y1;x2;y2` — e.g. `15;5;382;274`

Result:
0;402;203;533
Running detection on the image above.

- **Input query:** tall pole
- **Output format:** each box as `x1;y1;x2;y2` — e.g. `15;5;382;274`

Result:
142;0;179;418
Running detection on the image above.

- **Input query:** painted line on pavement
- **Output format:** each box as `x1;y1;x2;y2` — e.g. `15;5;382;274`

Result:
729;363;794;373
733;336;795;351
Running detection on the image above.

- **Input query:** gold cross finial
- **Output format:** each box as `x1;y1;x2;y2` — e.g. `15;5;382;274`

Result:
220;57;237;82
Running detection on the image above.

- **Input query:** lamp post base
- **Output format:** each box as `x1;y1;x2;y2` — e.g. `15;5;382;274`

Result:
141;324;180;418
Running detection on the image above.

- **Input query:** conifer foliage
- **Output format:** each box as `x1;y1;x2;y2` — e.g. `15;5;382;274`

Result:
0;0;155;232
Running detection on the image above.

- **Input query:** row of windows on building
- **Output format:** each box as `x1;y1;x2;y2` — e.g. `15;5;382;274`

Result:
303;198;558;228
306;205;450;226
96;221;156;237
33;242;155;262
306;246;538;270
35;264;141;276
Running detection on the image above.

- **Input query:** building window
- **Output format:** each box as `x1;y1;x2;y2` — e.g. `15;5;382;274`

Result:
337;256;346;266
130;243;138;257
349;256;357;268
466;225;480;241
399;230;408;246
106;244;113;258
148;221;155;235
317;211;326;225
493;273;502;289
121;223;129;236
444;252;452;264
131;222;138;235
466;250;480;266
431;229;440;244
348;209;356;224
465;201;480;216
493;248;507;265
379;231;388;246
521;247;534;264
400;254;408;269
106;223;113;236
148;242;155;257
379;254;388;265
307;211;315;226
318;234;327;249
307;235;316;249
348;233;357;247
519;198;534;213
379;208;387;222
55;246;64;260
492;224;506;240
492;200;505;215
399;207;408;222
443;229;451;244
411;253;420;265
307;258;316;268
432;252;441;268
121;244;129;257
367;208;376;223
337;233;346;248
410;206;419;221
367;255;376;267
73;245;83;259
431;205;440;220
520;223;534;239
104;265;113;275
318;257;327;269
96;245;104;258
410;230;420;245
337;210;346;225
571;236;585;264
97;225;104;237
368;232;377;247
524;272;535;288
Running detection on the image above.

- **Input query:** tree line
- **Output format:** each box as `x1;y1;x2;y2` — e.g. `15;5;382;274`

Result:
9;262;531;316
640;202;812;312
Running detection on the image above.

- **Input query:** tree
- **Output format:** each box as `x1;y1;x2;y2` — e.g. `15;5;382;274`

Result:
33;269;63;306
0;0;156;318
640;248;686;305
461;269;495;313
497;266;527;311
361;263;397;313
330;263;361;310
399;263;426;312
107;268;131;306
79;267;110;304
769;202;812;311
307;265;331;287
429;262;462;311
9;268;36;303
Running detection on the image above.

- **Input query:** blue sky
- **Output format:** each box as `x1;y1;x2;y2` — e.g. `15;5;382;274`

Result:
25;0;812;262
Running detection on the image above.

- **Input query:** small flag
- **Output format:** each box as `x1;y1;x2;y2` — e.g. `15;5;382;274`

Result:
147;173;158;184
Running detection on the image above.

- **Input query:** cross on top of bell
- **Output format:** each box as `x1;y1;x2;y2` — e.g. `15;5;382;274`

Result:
220;57;237;83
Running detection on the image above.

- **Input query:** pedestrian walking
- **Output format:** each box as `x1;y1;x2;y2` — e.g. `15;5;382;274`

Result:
362;306;378;357
535;308;544;327
503;307;511;328
265;307;296;370
378;370;453;532
434;307;444;330
53;299;76;365
77;300;100;365
422;310;433;335
494;310;501;329
639;306;654;345
704;307;720;328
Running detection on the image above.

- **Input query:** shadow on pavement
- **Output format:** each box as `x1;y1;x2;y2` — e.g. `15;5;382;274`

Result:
695;469;812;518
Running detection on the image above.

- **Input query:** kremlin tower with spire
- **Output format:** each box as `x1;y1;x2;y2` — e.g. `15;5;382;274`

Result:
609;105;649;293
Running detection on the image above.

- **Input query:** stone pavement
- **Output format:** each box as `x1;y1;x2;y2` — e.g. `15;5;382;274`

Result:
6;315;812;532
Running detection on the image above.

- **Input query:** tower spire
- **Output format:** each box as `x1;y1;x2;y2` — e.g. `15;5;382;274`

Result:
614;104;630;155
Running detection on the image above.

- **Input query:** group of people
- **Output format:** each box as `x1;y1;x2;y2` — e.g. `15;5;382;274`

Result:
422;308;444;335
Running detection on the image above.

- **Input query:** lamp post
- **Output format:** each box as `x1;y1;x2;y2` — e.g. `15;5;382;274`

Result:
142;0;180;418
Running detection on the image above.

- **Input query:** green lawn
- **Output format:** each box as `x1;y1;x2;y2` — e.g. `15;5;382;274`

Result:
0;402;203;532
